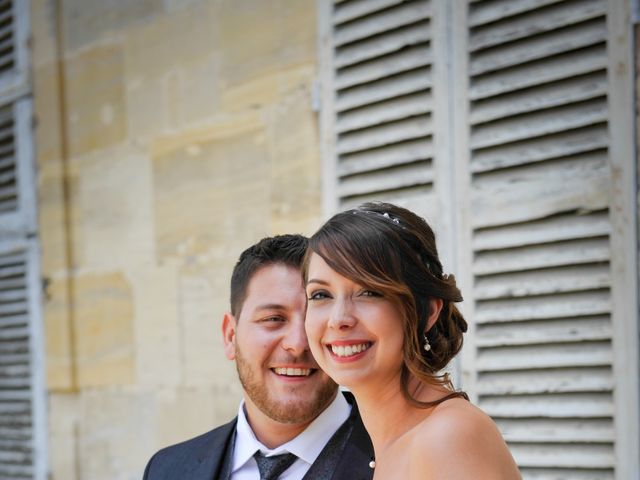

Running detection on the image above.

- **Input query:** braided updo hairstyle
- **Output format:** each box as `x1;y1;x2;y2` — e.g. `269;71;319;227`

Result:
306;201;468;407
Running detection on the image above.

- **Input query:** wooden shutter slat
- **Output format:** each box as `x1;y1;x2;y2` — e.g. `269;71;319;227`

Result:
478;316;612;347
480;393;614;418
334;20;430;69
470;44;607;101
511;444;614;469
475;291;611;323
0;325;27;340
473;237;610;275
480;368;613;395
339;138;433;176
337;115;432;154
0;315;28;329
0;263;25;277
470;73;607;125
470;99;607;150
333;0;407;25
500;418;614;443
336;44;432;90
474;264;610;300
338;161;433;197
469;0;564;27
470;158;609;228
477;341;612;371
0;301;27;315
473;211;610;250
334;1;431;47
337;92;432;133
471;126;608;173
339;188;435;211
469;0;605;52
337;67;432;112
470;18;606;77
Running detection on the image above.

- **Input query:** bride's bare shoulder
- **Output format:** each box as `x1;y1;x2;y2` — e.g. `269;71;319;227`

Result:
408;399;521;480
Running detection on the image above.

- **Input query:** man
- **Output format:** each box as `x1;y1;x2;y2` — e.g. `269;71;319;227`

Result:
143;235;374;480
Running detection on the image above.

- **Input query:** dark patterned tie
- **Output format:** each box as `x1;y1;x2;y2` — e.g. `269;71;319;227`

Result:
253;451;298;480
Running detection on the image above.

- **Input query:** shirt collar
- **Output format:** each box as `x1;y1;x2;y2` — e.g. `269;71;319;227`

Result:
232;392;351;472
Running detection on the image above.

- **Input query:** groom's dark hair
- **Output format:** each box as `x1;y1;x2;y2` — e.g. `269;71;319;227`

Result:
230;234;308;317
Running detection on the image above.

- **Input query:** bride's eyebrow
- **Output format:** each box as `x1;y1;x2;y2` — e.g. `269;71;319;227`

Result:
306;278;329;286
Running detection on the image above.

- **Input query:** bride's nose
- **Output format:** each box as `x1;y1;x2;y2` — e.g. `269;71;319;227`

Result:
327;298;356;330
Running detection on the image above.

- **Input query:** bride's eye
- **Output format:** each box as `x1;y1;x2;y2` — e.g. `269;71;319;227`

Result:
361;290;383;298
308;290;330;301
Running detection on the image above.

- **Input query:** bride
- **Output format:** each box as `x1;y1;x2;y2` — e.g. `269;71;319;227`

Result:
304;202;520;479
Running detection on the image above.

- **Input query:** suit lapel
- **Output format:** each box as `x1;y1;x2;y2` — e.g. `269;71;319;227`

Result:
330;392;374;480
185;418;237;480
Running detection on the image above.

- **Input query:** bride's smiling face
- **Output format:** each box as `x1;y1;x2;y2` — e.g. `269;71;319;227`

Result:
304;252;405;389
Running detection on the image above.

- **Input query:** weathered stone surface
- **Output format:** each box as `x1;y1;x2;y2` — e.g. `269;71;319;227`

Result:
65;44;127;157
32;0;321;478
38;167;72;276
48;393;80;480
217;0;316;86
43;277;74;391
124;1;217;81
63;0;164;52
77;146;156;270
130;264;182;388
74;272;135;387
153;126;270;260
75;389;156;480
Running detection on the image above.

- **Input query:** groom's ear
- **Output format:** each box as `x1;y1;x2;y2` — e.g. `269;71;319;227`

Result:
222;312;237;360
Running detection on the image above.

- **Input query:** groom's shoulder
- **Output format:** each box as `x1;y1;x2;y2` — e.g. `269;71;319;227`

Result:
143;417;237;479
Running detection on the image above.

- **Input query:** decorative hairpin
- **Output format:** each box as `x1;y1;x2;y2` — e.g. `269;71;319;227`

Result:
353;209;402;226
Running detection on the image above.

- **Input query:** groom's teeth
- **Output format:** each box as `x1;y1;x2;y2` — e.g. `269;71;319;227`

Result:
274;367;311;376
331;343;369;357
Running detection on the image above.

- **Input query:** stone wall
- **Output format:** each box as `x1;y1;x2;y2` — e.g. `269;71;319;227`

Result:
30;1;321;478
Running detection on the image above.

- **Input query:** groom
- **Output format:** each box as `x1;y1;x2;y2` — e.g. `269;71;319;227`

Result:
143;234;373;480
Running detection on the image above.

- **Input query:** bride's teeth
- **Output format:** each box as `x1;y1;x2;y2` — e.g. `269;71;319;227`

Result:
331;343;369;357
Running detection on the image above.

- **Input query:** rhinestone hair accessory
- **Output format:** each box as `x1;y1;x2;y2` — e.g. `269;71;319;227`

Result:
352;209;402;226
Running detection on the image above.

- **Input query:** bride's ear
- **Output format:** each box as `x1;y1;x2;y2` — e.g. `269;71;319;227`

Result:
425;298;443;332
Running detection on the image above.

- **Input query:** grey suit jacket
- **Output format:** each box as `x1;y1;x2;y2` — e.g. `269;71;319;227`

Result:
143;392;374;480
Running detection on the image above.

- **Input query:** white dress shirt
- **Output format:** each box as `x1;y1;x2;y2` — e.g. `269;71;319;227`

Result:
229;393;351;480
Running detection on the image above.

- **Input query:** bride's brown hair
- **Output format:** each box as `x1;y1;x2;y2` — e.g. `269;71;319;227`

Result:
305;202;468;407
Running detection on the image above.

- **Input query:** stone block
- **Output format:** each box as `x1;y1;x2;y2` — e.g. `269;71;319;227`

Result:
30;0;58;67
33;62;63;165
44;278;74;391
130;264;181;388
48;393;80;480
76;389;156;480
165;55;221;128
264;76;322;235
77;146;155;270
152;125;271;260
124;2;216;81
63;0;163;52
125;76;167;141
216;0;316;86
74;272;135;387
38;167;72;276
65;44;127;157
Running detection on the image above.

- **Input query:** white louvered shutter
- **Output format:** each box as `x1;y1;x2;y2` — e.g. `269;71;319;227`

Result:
319;0;443;225
462;0;635;478
319;0;638;478
0;2;47;480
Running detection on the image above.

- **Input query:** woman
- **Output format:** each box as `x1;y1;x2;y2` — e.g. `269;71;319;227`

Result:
304;202;520;479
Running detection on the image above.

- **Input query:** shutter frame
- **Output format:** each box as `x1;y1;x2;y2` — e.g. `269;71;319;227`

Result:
605;1;640;478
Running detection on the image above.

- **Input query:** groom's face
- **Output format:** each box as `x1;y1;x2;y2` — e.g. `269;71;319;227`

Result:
223;263;337;424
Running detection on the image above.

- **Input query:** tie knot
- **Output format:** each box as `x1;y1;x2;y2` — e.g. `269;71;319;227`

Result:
253;451;297;480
